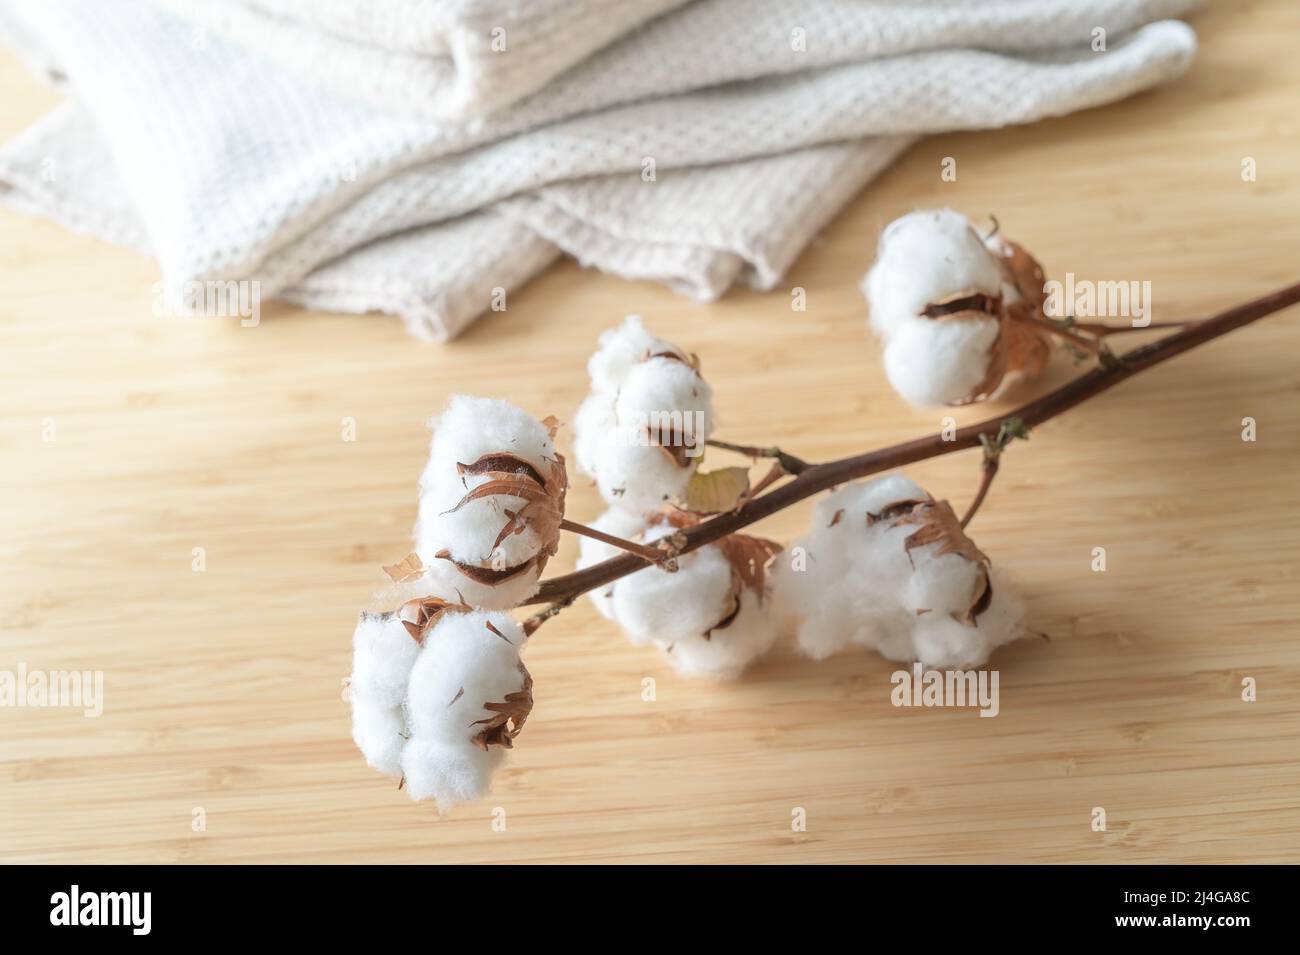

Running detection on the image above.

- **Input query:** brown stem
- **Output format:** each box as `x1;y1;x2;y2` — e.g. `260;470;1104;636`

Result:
528;281;1300;607
559;518;663;561
1073;319;1197;337
705;438;811;474
960;456;999;529
522;597;574;636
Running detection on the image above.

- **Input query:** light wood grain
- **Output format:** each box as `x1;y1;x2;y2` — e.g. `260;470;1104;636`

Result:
2;2;1298;864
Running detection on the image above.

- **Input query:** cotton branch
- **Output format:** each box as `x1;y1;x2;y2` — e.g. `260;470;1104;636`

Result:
526;280;1300;607
705;438;811;475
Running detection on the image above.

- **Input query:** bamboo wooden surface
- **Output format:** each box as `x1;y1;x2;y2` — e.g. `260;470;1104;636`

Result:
2;2;1298;864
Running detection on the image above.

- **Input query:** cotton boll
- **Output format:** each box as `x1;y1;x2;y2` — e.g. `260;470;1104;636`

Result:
350;611;421;709
575;508;649;621
400;736;505;809
401;609;531;808
881;315;1000;407
611;537;733;647
405;610;527;740
586;314;681;394
351;699;406;777
659;589;780;680
863;208;1003;338
777;474;1025;668
576;317;712;511
414;394;566;598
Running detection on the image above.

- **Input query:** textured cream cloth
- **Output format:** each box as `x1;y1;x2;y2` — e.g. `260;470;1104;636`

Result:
0;0;1200;340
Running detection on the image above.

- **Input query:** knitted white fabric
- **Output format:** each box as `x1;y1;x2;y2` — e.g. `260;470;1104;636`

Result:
0;0;1200;340
153;0;692;121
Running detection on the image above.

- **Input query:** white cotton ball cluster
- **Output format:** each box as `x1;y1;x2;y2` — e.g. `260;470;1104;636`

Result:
414;395;566;609
770;474;1024;669
573;316;714;513
349;602;532;810
862;209;1035;406
579;510;781;679
401;610;530;808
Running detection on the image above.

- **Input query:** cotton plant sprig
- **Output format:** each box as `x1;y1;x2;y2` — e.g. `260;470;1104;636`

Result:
861;209;1192;406
349;211;1300;810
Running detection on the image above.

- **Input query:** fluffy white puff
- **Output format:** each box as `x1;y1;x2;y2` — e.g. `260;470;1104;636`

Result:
588;441;699;513
415;395;563;572
575;508;649;621
613;357;713;442
605;523;780;679
862;209;1028;407
351;611;422;709
586;314;681;395
863;208;1004;338
575;317;713;512
771;475;1024;669
658;588;780;680
610;530;734;647
401;610;530;808
351;699;407;777
572;391;618;478
349;611;422;777
881;317;1000;407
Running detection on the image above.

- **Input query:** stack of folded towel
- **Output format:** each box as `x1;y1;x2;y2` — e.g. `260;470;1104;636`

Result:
0;0;1199;340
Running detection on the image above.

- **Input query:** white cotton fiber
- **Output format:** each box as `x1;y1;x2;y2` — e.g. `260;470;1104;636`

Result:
572;391;619;477
863;208;1004;338
574;316;713;512
659;588;781;680
586;314;681;395
421;555;543;613
771;474;1024;669
351;698;407;777
610;533;734;647
349;611;422;777
576;508;649;620
614;357;713;440
414;394;565;607
596;520;781;678
400;736;506;807
588;441;700;513
350;611;422;709
404;610;526;740
400;609;530;809
881;317;999;407
862;209;1036;407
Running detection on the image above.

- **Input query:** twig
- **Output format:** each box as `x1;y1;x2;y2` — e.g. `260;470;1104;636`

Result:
522;597;575;636
524;281;1300;607
705;438;811;474
1073;319;1198;337
961;456;999;529
558;518;664;562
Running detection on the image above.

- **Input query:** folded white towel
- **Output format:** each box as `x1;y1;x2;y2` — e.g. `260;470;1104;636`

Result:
0;0;1200;340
